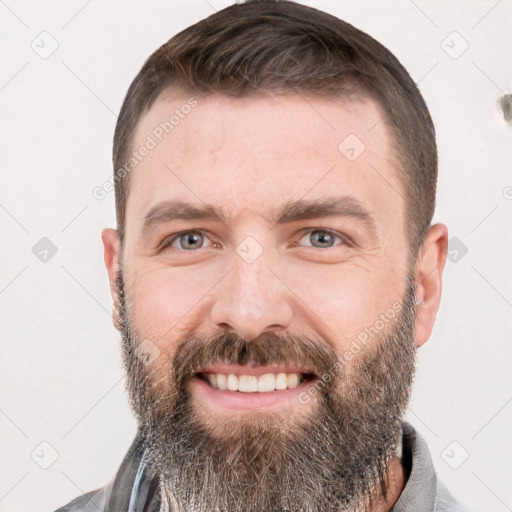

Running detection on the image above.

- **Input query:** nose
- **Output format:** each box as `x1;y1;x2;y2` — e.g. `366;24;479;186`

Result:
209;253;294;341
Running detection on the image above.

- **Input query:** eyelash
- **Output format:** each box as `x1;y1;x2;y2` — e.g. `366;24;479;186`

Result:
159;229;352;251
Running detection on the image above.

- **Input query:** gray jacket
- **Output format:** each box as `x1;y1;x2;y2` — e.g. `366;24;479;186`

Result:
55;422;470;511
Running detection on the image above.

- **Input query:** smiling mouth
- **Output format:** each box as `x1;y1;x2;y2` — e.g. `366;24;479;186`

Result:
189;364;319;412
194;370;317;393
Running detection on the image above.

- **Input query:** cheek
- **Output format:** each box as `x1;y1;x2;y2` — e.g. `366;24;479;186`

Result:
284;259;404;350
127;265;216;339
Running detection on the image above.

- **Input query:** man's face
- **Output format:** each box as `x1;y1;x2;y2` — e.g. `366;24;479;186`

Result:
123;90;411;382
110;91;422;510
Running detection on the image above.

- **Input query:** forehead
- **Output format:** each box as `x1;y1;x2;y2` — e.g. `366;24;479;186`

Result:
126;89;404;234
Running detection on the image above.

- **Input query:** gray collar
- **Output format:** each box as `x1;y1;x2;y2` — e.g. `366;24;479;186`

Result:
391;422;438;512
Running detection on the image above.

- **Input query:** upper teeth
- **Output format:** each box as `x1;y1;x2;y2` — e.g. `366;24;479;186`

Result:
205;372;302;392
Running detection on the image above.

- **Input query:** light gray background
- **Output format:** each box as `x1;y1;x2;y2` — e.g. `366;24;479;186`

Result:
1;1;511;511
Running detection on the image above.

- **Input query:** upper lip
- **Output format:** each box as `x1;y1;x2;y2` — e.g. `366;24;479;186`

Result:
195;364;314;377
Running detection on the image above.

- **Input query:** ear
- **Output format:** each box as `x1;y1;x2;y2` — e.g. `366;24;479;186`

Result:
101;228;122;331
412;223;449;348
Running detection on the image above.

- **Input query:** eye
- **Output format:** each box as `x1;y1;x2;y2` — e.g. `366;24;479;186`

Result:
297;229;349;249
161;230;214;251
159;228;350;253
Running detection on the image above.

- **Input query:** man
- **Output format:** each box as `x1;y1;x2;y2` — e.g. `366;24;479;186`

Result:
56;0;470;510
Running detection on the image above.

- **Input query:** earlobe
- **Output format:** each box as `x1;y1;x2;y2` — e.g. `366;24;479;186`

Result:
101;228;122;331
412;223;449;348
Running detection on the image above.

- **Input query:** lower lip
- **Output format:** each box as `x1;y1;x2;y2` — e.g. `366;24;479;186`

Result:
189;376;316;412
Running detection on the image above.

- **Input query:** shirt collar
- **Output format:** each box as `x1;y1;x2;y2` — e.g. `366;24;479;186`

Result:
100;429;161;512
391;422;438;512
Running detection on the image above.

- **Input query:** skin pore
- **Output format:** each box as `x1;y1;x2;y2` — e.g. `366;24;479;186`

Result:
102;89;448;511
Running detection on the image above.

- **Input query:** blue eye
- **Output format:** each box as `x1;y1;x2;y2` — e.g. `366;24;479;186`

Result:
161;231;213;251
298;229;347;248
159;228;349;253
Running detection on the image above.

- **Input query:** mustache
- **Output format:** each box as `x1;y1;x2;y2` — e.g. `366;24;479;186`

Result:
116;266;417;400
115;269;342;392
171;331;341;388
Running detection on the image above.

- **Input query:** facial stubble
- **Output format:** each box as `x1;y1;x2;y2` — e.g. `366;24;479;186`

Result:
116;269;418;512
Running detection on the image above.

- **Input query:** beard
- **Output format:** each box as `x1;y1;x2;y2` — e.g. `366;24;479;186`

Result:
116;270;418;512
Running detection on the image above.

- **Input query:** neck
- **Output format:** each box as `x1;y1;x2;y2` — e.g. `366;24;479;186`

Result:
369;456;407;512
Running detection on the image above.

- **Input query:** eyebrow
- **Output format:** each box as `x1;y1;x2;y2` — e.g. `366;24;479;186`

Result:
142;196;378;234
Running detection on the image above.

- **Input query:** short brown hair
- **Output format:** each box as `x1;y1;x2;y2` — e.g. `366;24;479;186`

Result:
113;0;437;262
